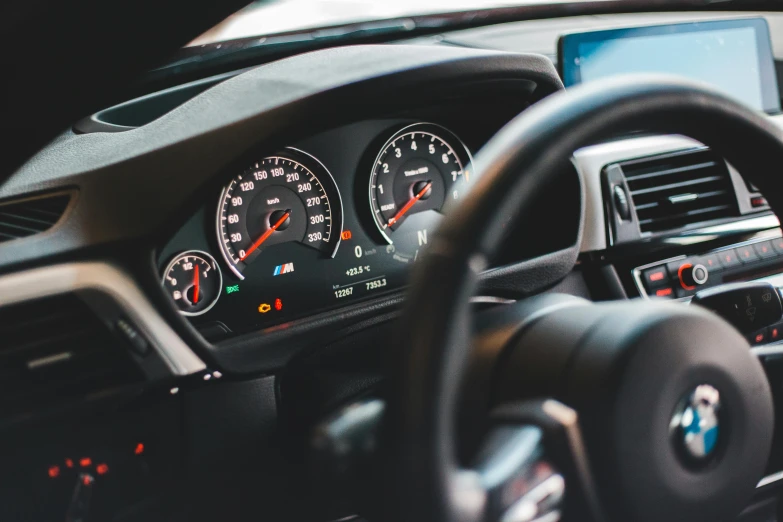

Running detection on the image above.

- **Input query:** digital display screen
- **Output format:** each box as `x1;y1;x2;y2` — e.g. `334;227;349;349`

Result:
559;18;780;113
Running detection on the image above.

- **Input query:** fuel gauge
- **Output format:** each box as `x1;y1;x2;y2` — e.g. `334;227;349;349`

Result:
162;251;222;316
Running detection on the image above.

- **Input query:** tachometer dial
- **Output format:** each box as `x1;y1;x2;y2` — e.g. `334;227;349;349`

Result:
217;148;343;279
162;251;222;316
368;123;473;263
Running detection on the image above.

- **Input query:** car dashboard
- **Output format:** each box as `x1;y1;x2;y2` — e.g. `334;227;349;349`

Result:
2;9;783;522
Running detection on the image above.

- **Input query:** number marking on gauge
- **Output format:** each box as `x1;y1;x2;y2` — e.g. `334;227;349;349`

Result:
368;123;473;260
216;148;343;279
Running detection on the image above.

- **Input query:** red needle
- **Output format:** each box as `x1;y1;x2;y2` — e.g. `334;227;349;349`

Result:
387;181;433;227
240;210;291;261
192;265;200;304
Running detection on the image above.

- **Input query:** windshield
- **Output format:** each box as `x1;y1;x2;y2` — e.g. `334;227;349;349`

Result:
189;0;576;46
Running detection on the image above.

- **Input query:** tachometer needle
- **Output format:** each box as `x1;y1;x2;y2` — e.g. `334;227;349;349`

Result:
240;210;291;261
192;266;200;304
387;181;433;228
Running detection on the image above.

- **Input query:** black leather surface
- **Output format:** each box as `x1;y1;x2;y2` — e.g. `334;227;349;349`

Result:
386;75;783;522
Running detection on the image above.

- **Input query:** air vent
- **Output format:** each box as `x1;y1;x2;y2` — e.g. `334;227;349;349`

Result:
0;192;71;244
0;294;143;420
620;149;739;234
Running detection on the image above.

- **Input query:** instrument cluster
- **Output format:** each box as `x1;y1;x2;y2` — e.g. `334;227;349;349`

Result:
157;116;580;339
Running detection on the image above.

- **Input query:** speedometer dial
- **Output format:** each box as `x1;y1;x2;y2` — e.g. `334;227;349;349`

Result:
217;148;343;279
369;123;473;263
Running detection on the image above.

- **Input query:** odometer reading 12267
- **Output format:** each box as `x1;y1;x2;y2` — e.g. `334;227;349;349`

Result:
217;148;343;279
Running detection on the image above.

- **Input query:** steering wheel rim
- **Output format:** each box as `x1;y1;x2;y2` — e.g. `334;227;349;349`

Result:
385;74;783;522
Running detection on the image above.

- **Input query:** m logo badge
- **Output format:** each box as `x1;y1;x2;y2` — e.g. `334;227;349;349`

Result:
273;263;295;276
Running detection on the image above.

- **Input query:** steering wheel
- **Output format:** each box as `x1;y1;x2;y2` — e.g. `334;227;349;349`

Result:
385;75;783;522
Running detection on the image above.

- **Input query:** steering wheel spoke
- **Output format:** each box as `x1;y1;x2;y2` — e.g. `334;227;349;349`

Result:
467;399;608;522
466;422;561;522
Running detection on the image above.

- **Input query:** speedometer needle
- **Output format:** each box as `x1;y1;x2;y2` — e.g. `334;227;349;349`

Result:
387;181;433;228
240;210;291;261
192;265;200;304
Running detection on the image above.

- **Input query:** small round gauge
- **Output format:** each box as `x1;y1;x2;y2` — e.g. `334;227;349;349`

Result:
162;251;222;316
368;123;473;263
217;148;343;279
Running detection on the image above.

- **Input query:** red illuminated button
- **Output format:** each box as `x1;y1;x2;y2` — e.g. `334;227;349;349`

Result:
641;266;669;290
699;254;721;271
48;466;60;479
772;237;783;254
718;250;740;268
653;287;674;299
677;263;708;290
751;196;768;208
96;464;109;475
79;458;92;468
754;240;777;259
735;246;760;264
749;329;768;345
769;325;782;342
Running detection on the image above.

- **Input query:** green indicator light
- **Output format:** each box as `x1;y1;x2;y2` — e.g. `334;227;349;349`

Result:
226;285;240;294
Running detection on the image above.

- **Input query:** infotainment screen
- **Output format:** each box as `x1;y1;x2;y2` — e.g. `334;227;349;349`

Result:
559;18;780;113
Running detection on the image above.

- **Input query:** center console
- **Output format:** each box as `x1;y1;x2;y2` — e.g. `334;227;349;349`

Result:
633;233;783;347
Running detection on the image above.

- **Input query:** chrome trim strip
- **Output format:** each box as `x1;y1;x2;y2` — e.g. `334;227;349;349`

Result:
751;342;783;357
470;296;516;305
0;262;206;375
757;470;783;489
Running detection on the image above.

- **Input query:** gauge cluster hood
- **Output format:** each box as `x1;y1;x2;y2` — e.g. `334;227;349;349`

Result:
0;46;561;269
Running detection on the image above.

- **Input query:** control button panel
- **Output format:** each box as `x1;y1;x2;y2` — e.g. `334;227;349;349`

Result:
635;236;783;348
634;236;783;300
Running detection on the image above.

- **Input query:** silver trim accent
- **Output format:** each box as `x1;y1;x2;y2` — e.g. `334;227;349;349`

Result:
0;262;206;375
669;193;699;204
575;113;783;253
573;135;705;253
690;264;709;285
27;352;72;369
216;183;243;279
161;250;223;316
470;296;516;305
750;342;783;357
758;470;783;489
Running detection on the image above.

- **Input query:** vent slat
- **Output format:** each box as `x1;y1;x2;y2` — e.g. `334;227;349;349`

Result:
623;161;717;182
0;294;143;420
0;220;48;235
628;175;724;196
619;149;739;234
637;204;733;226
0;210;61;226
0;194;70;244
